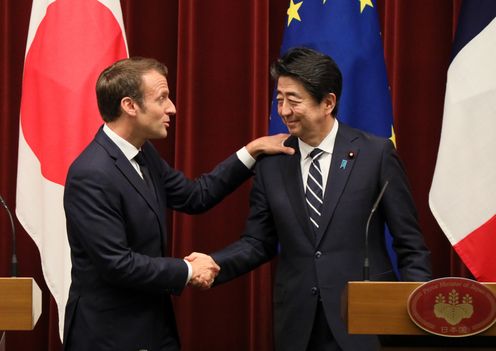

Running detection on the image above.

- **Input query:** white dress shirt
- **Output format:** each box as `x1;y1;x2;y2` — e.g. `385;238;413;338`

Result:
298;119;339;195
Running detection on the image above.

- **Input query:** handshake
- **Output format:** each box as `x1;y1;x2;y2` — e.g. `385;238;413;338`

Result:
184;252;219;289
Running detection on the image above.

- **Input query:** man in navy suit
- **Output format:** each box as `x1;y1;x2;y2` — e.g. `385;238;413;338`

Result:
191;48;432;350
62;57;293;350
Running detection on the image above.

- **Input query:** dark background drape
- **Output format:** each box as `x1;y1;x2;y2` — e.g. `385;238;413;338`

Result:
0;0;466;350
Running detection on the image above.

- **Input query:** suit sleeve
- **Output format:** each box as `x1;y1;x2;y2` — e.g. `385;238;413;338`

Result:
380;139;432;281
64;166;188;294
211;159;279;284
159;152;253;214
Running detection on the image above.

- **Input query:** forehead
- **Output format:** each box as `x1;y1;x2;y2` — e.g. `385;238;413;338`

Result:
141;69;169;94
276;76;308;96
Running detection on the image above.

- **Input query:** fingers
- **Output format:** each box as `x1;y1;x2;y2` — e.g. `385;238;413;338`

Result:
186;252;219;289
246;133;294;158
190;269;217;289
272;133;295;155
280;145;295;155
184;252;201;262
189;272;216;290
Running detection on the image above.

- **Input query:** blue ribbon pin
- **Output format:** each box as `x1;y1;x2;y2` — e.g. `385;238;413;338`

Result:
340;159;348;170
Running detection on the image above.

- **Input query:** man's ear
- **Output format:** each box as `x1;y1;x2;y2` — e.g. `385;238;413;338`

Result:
121;97;137;116
323;93;337;116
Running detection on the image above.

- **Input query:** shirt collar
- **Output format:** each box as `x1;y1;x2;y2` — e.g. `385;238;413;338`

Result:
103;124;140;161
298;119;339;159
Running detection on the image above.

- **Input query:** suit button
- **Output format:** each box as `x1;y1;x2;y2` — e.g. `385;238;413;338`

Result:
311;287;318;295
315;251;322;259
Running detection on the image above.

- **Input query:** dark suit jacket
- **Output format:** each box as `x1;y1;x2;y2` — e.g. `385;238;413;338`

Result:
63;127;252;351
213;123;432;351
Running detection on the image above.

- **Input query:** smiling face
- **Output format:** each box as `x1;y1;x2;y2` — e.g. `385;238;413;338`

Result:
133;69;176;142
276;76;336;146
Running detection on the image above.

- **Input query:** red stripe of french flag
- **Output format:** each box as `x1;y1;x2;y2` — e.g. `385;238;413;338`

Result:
454;216;496;281
16;0;127;339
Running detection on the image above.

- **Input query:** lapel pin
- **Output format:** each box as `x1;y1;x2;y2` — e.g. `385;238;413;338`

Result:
340;159;348;170
347;151;355;159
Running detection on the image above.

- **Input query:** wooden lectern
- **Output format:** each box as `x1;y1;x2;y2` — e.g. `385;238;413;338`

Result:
345;282;496;350
0;278;42;350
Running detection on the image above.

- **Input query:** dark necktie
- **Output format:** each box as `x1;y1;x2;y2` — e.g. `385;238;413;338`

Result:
306;148;324;229
134;151;156;197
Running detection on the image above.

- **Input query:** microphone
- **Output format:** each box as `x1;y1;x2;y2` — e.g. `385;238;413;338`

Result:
0;194;18;277
363;181;389;281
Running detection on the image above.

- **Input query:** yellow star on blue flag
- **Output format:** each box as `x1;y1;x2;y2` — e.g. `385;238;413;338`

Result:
359;0;374;13
287;0;303;26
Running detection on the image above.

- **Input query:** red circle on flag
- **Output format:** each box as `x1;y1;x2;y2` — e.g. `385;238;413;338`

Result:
20;0;127;185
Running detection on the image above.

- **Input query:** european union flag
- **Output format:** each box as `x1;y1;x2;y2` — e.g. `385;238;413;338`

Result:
270;0;394;139
270;0;399;276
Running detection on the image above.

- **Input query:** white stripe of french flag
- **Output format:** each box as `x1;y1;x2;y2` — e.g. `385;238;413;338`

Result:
16;0;128;339
429;1;496;282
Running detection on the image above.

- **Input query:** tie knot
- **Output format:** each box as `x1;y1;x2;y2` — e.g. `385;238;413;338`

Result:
309;148;323;160
134;151;146;166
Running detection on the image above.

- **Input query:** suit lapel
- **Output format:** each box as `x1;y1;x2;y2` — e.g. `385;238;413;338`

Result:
315;124;359;246
281;137;316;244
95;128;162;219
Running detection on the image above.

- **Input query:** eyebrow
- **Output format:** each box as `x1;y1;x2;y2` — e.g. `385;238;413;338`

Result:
154;88;169;97
277;91;302;99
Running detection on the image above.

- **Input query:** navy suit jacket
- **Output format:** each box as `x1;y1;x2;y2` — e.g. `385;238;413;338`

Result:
63;127;252;350
212;123;432;351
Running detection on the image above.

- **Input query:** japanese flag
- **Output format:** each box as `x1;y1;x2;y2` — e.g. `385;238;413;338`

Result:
16;0;128;338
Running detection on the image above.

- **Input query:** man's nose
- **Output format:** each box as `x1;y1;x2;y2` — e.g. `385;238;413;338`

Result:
279;100;292;117
166;99;176;116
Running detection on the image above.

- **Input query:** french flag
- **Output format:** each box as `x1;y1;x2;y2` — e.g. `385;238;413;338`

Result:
16;0;127;338
429;0;496;281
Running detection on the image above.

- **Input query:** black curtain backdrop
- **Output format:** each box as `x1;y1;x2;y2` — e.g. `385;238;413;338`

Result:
0;0;465;350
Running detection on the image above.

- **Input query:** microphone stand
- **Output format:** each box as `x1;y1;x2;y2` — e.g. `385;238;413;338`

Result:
363;181;389;281
0;195;18;277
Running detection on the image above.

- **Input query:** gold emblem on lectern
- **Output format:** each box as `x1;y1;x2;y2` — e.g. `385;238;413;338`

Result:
408;277;496;337
434;289;474;325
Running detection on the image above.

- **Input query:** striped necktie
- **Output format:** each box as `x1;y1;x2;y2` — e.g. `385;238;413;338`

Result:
306;148;324;229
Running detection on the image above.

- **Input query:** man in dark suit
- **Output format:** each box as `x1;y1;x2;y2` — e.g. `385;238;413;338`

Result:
62;57;293;350
189;48;432;350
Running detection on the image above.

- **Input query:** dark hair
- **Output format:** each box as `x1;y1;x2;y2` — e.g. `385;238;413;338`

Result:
96;57;168;122
270;47;342;116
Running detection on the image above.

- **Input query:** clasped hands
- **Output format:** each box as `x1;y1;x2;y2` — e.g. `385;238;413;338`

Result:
184;252;219;289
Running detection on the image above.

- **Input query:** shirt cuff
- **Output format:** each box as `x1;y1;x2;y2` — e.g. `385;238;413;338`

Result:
236;146;256;169
183;259;192;285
